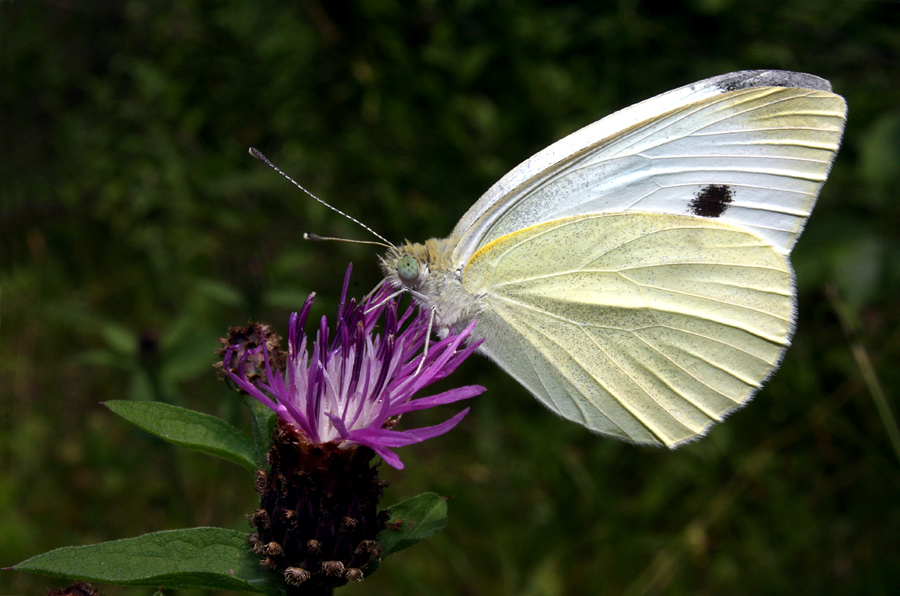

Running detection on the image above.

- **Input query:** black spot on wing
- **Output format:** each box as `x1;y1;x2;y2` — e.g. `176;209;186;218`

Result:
715;70;832;93
689;184;733;218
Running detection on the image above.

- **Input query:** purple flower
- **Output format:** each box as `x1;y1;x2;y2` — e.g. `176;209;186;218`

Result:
224;265;484;469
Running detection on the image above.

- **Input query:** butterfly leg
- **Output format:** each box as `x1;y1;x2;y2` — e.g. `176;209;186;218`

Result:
414;306;436;376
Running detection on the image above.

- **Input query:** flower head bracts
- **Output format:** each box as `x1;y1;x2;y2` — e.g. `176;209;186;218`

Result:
224;265;484;469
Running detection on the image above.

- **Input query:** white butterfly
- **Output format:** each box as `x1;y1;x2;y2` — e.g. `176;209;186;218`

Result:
379;70;847;448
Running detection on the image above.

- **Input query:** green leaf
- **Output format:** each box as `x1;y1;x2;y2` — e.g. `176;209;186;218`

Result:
377;492;448;556
13;527;285;595
246;396;277;466
105;400;257;472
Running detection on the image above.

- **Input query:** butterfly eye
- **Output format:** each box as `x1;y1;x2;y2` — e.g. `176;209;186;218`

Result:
396;255;420;283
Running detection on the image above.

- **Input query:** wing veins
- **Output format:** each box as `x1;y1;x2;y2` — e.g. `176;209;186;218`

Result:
685;127;842;141
512;305;667;440
489;260;788;291
634;327;769;388
688;90;831;134
632;163;829;183
606;89;828;158
629;185;817;216
491;304;631;434
515;326;574;421
632;322;777;369
646;153;833;168
624;276;791;325
490;289;787;348
628;334;734;416
496;285;777;374
620;272;793;298
500;290;774;429
575;316;697;442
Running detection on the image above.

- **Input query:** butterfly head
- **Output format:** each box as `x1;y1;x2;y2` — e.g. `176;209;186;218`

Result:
380;237;478;332
380;237;458;294
380;242;431;293
396;254;421;285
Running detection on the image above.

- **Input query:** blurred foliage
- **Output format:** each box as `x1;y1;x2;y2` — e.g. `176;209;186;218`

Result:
2;0;900;595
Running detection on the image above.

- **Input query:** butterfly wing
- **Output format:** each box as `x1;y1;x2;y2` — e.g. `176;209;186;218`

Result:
448;70;847;265
462;212;795;446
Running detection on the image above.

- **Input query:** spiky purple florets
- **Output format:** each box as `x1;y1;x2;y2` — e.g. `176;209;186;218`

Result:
225;265;484;469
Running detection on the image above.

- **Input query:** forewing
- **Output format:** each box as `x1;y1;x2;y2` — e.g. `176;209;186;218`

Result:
450;70;846;264
462;213;795;446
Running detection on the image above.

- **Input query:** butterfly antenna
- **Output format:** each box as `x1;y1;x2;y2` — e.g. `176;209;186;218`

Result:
249;147;394;248
304;233;392;249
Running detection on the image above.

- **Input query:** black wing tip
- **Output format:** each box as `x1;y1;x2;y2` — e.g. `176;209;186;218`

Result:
714;70;833;93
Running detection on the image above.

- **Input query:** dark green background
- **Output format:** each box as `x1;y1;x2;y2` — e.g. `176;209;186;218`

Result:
3;1;900;595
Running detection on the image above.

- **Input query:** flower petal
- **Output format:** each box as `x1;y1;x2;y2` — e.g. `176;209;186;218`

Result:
221;264;482;466
350;407;470;448
391;385;485;415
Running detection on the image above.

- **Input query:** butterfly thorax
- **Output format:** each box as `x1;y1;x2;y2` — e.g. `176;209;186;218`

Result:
380;238;481;332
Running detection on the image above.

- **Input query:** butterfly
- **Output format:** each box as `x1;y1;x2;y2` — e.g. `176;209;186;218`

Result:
373;70;848;448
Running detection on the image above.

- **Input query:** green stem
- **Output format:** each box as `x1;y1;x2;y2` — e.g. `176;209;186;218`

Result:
827;285;900;466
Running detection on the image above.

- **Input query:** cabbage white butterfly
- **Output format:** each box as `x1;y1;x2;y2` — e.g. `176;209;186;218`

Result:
380;70;847;447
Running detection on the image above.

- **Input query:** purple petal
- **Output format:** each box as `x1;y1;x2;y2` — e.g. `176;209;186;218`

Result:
350;407;470;448
221;263;483;467
326;412;351;440
361;443;405;470
337;263;353;320
391;385;485;415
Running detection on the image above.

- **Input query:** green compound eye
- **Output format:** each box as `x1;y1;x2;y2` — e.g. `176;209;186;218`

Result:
396;255;420;282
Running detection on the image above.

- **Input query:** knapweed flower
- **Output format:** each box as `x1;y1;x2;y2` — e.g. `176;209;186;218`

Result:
218;265;484;591
223;265;484;469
